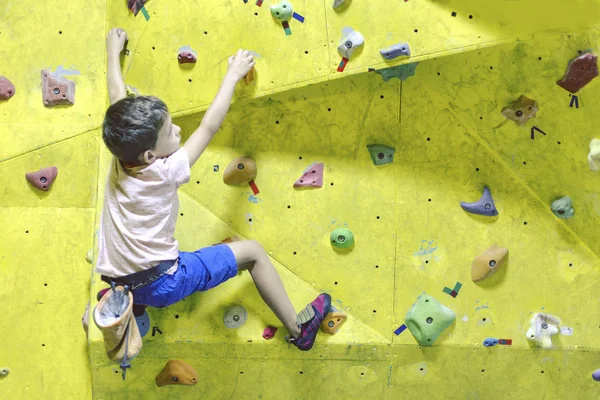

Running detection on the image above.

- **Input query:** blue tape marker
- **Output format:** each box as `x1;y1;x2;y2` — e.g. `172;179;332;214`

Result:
292;12;305;23
141;6;150;21
394;324;407;335
570;95;579;108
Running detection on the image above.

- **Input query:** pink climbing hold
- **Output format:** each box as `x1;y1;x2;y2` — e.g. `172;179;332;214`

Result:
178;50;197;64
41;69;76;107
293;162;324;188
0;77;15;100
263;326;277;339
25;166;58;191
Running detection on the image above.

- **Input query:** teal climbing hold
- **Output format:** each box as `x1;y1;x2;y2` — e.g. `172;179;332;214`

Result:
405;294;456;346
367;144;395;165
551;196;574;219
374;62;419;82
330;228;354;249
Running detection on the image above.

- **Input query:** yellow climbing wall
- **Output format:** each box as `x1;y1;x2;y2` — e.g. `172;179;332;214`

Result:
2;0;600;399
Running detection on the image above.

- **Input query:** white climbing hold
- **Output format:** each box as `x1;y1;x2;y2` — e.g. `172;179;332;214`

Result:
338;30;364;59
526;312;561;349
588;138;600;171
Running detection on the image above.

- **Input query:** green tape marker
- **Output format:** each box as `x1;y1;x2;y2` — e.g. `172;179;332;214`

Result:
141;6;150;21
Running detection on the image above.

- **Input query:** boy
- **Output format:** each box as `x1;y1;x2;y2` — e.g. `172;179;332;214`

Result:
96;28;331;350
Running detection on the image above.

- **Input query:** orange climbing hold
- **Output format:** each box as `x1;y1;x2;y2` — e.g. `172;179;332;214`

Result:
471;246;509;282
223;156;257;185
156;360;198;387
321;312;347;335
244;67;256;85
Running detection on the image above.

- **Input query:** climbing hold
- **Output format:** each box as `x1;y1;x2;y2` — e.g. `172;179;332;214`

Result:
125;85;140;97
85;249;93;264
217;236;241;245
526;312;560;349
374;63;419;82
338;30;364;59
321;311;347;335
41;70;75;107
128;0;148;16
471;246;508;282
224;305;248;329
460;186;498;217
501;95;538;126
588;138;600;171
592;369;600;381
156;360;198;387
0;368;9;379
330;228;354;249
483;338;499;347
551;196;574;219
223;156;257;185
405;294;456;346
135;309;150;338
380;43;411;60
25;166;58;191
0;76;15;100
293;162;324;188
263;326;277;339
96;288;110;302
82;301;90;335
270;0;294;20
177;47;197;64
367;144;395;166
244;66;256;85
332;0;345;8
557;53;599;94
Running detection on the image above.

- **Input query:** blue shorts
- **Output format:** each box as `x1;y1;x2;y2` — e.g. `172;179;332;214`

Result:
132;244;238;308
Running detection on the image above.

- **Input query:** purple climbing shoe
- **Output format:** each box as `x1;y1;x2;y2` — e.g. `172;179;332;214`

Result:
287;293;332;351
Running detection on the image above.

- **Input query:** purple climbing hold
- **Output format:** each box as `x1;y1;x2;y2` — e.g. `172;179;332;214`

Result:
460;186;498;216
593;369;600;381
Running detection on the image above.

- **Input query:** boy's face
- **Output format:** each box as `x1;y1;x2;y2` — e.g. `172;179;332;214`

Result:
145;113;181;162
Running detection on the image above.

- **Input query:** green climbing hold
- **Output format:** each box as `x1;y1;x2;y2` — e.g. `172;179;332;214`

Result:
330;228;354;249
270;0;294;21
551;196;574;219
367;144;395;166
405;294;455;346
374;62;419;82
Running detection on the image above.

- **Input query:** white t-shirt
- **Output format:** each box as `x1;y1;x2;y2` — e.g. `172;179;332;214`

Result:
96;148;190;278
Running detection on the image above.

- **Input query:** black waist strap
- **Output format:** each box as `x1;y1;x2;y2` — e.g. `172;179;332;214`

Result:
102;259;177;288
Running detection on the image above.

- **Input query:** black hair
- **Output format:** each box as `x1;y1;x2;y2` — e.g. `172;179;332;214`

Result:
102;96;168;163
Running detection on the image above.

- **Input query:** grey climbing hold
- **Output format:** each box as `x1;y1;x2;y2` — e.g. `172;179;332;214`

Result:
374;63;419;82
224;305;248;329
333;0;345;8
367;144;395;166
330;228;354;249
551;196;574;219
0;368;9;379
380;43;411;60
460;186;498;216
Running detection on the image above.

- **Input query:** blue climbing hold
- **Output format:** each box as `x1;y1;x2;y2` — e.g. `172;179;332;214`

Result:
483;338;499;347
460;186;498;217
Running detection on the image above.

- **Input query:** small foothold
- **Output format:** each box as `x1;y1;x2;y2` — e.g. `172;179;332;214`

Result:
380;42;411;60
85;249;93;264
592;369;600;381
551;196;574;219
244;66;256;85
460;186;498;216
405;294;456;346
332;0;345;8
0;76;16;100
321;312;347;335
224;305;248;328
483;338;499;347
0;368;10;378
338;30;364;60
526;312;561;349
501;95;538;126
156;360;198;387
367;144;395;166
557;53;599;94
589;139;600;171
471;246;508;282
177;48;197;64
41;70;75;107
223;156;257;185
25;166;58;191
270;0;294;20
294;163;324;188
128;0;148;16
263;326;278;339
330;228;354;249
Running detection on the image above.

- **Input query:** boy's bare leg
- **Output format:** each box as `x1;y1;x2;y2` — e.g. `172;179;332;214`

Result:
226;240;301;338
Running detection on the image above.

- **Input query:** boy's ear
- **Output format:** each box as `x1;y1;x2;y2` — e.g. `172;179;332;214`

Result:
141;150;156;164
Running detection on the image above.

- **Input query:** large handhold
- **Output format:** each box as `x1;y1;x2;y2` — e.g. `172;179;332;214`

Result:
223;156;257;185
405;294;455;346
471;246;508;282
156;360;198;387
526;312;560;349
551;196;574;219
25;166;58;191
338;30;364;59
41;69;75;107
367;144;395;166
0;76;15;100
460;186;498;216
294;162;324;188
380;43;411;60
270;0;294;20
557;53;599;94
501;95;537;126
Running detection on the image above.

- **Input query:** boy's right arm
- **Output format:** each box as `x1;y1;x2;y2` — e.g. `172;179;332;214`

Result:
183;49;255;167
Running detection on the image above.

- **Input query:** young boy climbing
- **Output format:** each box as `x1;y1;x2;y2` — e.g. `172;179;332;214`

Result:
96;28;331;351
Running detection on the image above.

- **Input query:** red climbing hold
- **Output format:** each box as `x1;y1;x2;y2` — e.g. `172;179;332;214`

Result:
263;326;277;339
293;162;324;188
0;77;15;100
557;53;599;94
41;70;75;107
25;166;58;191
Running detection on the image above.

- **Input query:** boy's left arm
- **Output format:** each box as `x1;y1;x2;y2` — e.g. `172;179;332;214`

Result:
106;28;128;104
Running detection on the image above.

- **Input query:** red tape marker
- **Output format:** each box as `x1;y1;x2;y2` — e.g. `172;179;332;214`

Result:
249;180;259;195
499;339;512;345
337;57;348;72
